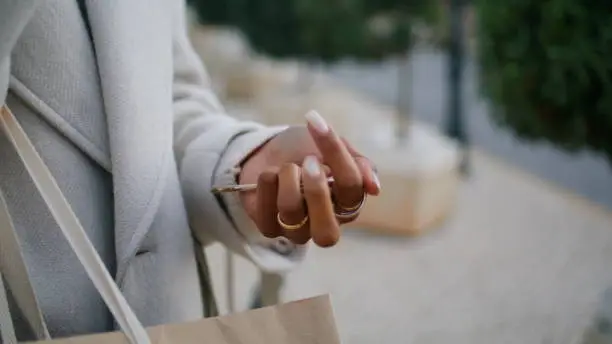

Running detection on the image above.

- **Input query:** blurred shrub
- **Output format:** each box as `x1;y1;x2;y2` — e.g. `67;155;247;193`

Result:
476;0;612;161
187;0;440;62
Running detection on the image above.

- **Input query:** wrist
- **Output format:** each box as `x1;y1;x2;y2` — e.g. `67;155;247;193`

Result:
238;135;276;185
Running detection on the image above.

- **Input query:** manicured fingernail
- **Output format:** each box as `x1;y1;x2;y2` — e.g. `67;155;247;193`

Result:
372;170;381;190
303;156;321;177
305;110;329;134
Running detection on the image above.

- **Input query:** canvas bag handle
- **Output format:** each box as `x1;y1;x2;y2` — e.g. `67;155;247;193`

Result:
0;267;18;343
0;105;150;344
0;188;50;343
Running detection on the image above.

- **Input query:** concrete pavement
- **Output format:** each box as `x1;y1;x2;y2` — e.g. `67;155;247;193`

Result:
192;33;612;341
206;150;612;343
187;26;612;343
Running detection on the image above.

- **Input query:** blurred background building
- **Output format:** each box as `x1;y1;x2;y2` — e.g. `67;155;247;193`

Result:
186;1;612;342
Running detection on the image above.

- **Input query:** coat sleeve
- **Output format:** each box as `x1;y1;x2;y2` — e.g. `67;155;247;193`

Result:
170;1;307;273
0;1;39;105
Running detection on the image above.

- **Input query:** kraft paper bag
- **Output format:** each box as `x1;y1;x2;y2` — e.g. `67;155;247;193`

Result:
21;295;340;344
0;106;342;344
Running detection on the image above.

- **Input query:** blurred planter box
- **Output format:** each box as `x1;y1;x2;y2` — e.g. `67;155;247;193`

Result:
189;25;252;98
226;58;302;100
189;25;303;101
353;124;460;236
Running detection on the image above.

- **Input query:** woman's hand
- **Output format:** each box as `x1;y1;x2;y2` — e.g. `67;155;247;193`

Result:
239;111;380;247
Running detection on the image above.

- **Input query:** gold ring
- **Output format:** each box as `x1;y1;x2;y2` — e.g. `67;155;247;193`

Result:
335;194;367;220
336;193;367;212
277;213;308;231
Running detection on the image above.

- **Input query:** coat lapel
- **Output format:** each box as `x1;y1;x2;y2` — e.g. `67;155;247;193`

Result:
84;0;175;281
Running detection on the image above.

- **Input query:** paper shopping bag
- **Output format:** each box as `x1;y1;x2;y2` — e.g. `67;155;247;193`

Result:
21;295;340;344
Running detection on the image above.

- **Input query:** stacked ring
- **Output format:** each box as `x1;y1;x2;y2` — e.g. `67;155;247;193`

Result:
334;194;367;220
277;213;309;231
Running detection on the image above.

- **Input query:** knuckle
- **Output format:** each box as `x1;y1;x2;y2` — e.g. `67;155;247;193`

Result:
356;155;373;166
277;200;304;218
258;170;278;185
278;163;301;188
277;187;304;212
314;229;340;247
292;234;311;245
356;156;376;173
280;162;299;172
304;184;329;200
259;222;281;238
338;177;363;191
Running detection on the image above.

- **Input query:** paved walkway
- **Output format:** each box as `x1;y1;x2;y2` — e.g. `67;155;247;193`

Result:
189;28;612;342
206;150;612;344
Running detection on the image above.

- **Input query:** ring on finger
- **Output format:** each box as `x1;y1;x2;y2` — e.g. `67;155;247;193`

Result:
277;212;309;231
334;193;367;220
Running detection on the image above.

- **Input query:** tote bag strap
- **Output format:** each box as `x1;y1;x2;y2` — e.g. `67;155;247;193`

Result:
0;189;50;343
0;105;150;344
0;270;17;344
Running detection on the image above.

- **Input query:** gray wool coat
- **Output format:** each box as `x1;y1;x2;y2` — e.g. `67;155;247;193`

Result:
0;0;305;340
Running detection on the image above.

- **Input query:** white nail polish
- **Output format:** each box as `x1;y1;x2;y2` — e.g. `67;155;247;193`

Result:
372;170;381;190
303;156;321;177
305;110;329;134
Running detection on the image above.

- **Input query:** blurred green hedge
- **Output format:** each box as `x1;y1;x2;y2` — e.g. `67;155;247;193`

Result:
476;0;612;161
187;0;439;62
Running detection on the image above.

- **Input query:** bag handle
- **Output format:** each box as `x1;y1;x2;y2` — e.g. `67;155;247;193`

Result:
0;106;150;344
0;189;50;343
0;271;18;344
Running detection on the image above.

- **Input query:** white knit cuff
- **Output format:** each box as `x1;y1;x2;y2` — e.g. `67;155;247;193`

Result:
213;126;308;272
